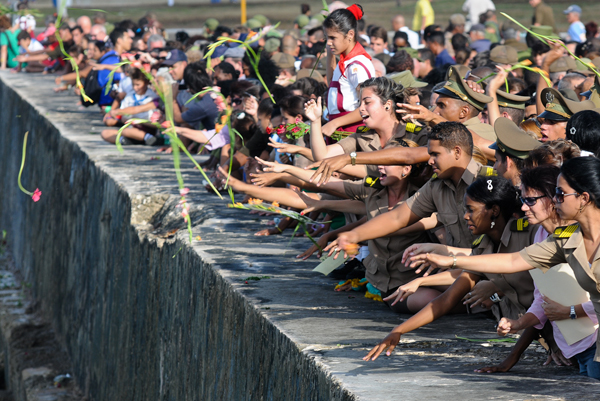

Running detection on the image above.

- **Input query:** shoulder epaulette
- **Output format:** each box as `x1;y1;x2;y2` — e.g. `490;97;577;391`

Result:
406;122;423;133
364;176;384;190
430;173;438;181
472;234;485;248
553;224;579;238
357;125;370;133
510;217;530;232
477;166;497;178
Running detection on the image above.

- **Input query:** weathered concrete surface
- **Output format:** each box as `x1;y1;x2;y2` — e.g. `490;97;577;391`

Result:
1;72;600;400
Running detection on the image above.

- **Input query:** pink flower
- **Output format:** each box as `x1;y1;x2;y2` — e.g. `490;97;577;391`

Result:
32;188;41;202
296;117;302;124
291;127;300;133
180;187;190;196
276;125;286;135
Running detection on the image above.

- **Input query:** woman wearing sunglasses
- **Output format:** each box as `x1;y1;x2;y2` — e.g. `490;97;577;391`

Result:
408;157;600;375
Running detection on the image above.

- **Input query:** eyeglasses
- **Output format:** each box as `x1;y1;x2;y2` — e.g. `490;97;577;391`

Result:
520;195;547;206
554;188;579;203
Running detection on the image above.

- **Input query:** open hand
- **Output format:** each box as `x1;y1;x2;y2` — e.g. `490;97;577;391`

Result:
363;332;402;361
307;154;350;186
383;279;421;306
304;97;323;122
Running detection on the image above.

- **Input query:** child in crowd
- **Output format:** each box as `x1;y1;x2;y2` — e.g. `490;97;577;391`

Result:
101;69;160;146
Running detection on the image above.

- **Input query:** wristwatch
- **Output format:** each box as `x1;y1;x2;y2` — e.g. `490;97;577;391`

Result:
350;151;357;166
570;305;577;320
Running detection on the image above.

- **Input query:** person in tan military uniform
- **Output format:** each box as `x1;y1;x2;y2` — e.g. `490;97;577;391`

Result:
490;117;542;186
538;87;596;142
336;122;481;252
409;157;600;363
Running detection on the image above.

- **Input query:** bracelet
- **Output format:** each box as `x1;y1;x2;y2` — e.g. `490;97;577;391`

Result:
452;255;457;269
490;293;501;303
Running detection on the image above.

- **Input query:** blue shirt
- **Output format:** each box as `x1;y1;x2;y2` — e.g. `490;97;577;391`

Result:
434;48;455;68
180;93;218;130
568;21;586;43
470;39;491;53
97;50;122;106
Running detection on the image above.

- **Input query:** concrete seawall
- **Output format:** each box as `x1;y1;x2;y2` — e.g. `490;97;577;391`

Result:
1;72;600;401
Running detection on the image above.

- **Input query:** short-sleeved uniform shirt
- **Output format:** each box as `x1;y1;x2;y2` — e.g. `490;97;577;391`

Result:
1;29;20;69
327;53;375;120
412;0;435;32
337;125;430;176
471;218;538;320
344;180;430;292
406;158;481;248
567;21;586;43
532;2;556;33
520;224;600;361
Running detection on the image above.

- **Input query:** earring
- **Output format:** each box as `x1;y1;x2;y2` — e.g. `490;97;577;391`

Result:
490;217;496;229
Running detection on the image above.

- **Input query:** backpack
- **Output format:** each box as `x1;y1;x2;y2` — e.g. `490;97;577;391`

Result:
80;69;102;107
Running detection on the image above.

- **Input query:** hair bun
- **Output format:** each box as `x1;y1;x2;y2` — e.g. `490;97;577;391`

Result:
346;4;363;21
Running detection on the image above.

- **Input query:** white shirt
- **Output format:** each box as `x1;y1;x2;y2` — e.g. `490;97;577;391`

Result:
327;54;375;118
399;26;421;50
462;0;495;29
120;88;157;120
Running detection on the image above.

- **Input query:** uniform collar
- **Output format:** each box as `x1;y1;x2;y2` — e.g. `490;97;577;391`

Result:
460;158;481;187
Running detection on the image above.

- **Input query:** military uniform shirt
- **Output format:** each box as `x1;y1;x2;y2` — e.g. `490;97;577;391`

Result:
405;158;481;248
520;224;600;361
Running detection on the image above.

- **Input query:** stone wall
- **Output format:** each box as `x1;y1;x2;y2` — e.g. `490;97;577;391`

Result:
0;74;353;400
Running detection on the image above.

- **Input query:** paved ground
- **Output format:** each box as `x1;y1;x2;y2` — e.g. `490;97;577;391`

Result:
3;71;600;400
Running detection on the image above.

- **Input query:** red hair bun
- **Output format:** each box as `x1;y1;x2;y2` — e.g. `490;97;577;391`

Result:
346;4;363;21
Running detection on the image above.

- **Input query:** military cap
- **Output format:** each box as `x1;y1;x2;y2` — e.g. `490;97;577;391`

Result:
264;37;281;53
549;56;577;73
253;15;269;27
296;68;324;83
295;15;310;29
266;29;283;39
245;19;262;30
449;14;466;26
490;117;542;159
575;57;592;72
490;45;518;65
204;18;219;32
539;87;596;120
449;64;470;80
530;25;558;38
271;52;295;70
495;89;530;110
435;66;493;111
387;70;428;88
399;47;419;59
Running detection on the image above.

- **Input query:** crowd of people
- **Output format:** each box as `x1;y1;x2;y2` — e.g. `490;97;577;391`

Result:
4;0;600;381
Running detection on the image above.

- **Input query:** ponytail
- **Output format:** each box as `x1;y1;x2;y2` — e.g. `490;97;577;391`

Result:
323;3;363;38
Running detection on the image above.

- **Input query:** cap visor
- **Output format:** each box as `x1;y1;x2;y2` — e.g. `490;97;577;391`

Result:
538;110;569;121
434;87;461;100
488;142;500;151
161;60;178;66
412;80;428;88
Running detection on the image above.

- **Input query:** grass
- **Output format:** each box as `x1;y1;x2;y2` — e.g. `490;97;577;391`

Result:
35;1;600;32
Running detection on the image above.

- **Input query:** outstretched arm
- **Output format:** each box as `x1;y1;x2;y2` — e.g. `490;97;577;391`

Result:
364;271;479;361
408;252;535;275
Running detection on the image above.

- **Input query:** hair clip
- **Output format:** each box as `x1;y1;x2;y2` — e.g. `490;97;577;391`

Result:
237;112;246;119
487;179;493;192
570;127;576;136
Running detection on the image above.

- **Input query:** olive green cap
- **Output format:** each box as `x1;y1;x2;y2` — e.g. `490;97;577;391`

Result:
589;74;600;107
447;64;469;80
245;19;262;30
397;46;418;59
530;25;558;38
539;87;596;120
297;68;324;83
495;89;530;110
490;117;542;159
490;45;518;65
266;29;283;39
575;57;592;72
387;70;428;88
314;13;326;23
374;52;391;66
204;18;219;31
253;15;269;27
264;37;281;53
549;56;577;73
435;66;493;111
295;15;310;29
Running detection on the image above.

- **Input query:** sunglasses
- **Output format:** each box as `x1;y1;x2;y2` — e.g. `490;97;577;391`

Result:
520;195;547;206
554;187;579;204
